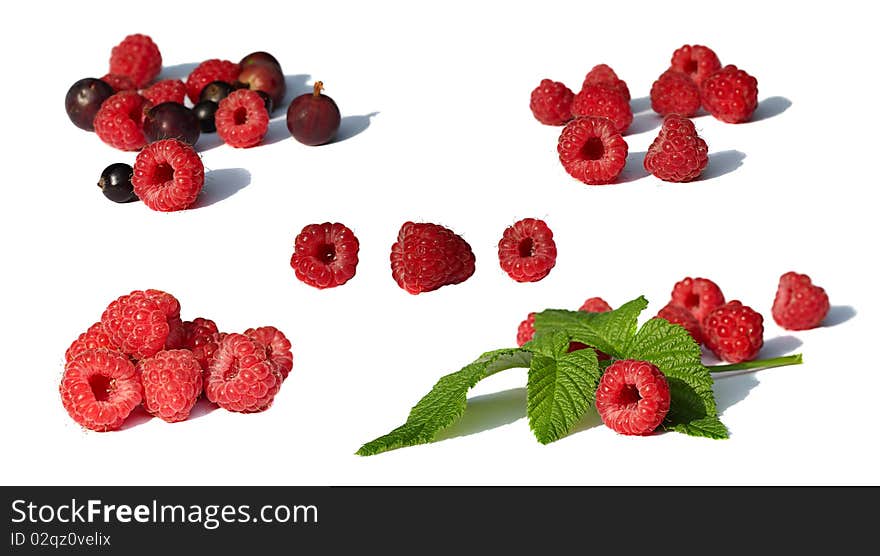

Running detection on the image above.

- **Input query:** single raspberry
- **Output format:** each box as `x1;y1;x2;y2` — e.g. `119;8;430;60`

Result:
570;85;632;134
670;44;721;86
516;313;536;347
497;218;557;283
669;276;725;326
93;91;150;151
529;79;574;126
101;289;183;360
595;359;670;436
655;303;703;345
579;297;612;313
109;34;162;89
100;73;136;92
215;89;270;148
65;322;121;363
772;272;830;330
181;318;220;375
644;115;709;182
244;326;293;380
700;65;759;124
557;116;628;185
60;349;143;432
649;70;701;117
390;221;476;294
141;79;186;105
581;64;630;101
205;333;282;413
132;138;204;211
703;301;764;363
290;222;360;289
137;350;202;423
185;59;240;104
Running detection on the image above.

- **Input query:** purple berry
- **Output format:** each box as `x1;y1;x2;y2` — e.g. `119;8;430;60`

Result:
286;81;341;146
65;78;114;131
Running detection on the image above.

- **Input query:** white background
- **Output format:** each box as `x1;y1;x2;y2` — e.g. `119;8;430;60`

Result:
1;1;877;486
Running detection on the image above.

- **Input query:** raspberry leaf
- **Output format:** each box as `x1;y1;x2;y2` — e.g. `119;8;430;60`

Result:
533;296;648;358
521;329;571;358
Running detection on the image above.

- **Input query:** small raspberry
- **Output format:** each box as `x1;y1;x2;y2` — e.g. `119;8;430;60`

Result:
93;90;150;151
109;34;162;89
141;79;186;105
215;89;270;148
497;218;557;283
244;326;293;380
595;359;670;436
290;222;360;289
655;303;703;345
557;116;628;185
579;297;612;313
701;65;759;124
670;44;721;86
570;85;633;133
650;70;701;117
516;312;536;347
390;221;476;294
181;318;220;376
101;289;183;360
60;349;143;432
132;138;204;211
581;64;630;101
100;73;136;93
186;59;240;104
772;272;830;330
65;322;121;363
205;333;282;413
529;79;574;126
703;301;764;363
669;276;725;326
644;115;709;182
138;349;202;422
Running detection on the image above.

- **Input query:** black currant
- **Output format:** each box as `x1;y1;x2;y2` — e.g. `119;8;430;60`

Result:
98;163;138;203
256;90;274;114
143;102;200;145
65;77;114;131
192;100;219;133
199;81;235;104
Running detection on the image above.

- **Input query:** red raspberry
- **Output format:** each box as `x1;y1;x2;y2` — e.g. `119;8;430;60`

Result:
557;116;628;185
181;318;220;376
644;115;708;182
290;222;360;289
205;333;282;413
109;34;162;89
215;89;270;148
655;303;703;345
701;65;759;123
650;70;701;117
100;73;136;92
65;322;121;363
516;312;536;347
703;301;764;363
581;64;630;101
141;79;186;105
101;289;183;360
669;276;725;326
529;79;574;126
772;272;830;330
595;359;670;436
244;326;294;380
186;59;240;104
132;138;204;211
670;44;721;86
390;221;476;294
570;85;632;133
497;218;557;283
138;349;202;423
60;349;143;432
93;90;150;151
579;297;612;313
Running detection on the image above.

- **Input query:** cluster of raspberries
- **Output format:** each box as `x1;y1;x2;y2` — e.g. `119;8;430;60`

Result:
530;44;759;185
60;289;293;432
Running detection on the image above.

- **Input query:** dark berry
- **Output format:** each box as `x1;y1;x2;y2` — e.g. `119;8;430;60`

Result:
65;78;114;131
286;81;341;146
256;90;274;114
192;100;219;133
240;51;282;72
198;80;235;104
98;163;138;203
143;102;200;145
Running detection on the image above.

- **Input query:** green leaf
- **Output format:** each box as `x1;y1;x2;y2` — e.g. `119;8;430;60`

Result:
356;348;532;456
522;329;570;358
527;348;600;445
533;296;648;358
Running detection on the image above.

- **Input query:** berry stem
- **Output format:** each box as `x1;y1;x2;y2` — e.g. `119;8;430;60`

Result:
709;353;803;374
313;81;323;97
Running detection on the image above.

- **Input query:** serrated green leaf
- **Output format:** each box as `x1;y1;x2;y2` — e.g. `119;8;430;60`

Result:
666;417;729;439
527;349;600;445
533;296;648;358
522;329;570;358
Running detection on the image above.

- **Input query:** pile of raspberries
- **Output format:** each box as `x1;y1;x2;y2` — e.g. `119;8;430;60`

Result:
60;289;293;432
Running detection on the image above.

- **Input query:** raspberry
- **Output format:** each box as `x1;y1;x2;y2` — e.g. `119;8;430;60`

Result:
290;222;360;289
557;116;628;185
644;115;709;182
650;70;701;117
244;326;293;380
700;65;759;124
60;349;143;432
141;79;186;105
579;297;612;313
570;85;633;133
215;89;270;148
581;64;630;101
595;359;670;436
516;312;536;347
132;138;204;211
497;218;557;282
186;59;240;104
703;301;764;363
205;333;282;413
109;34;162;89
529;79;574;126
670;44;721;86
100;289;183;360
65;322;121;363
138;350;202;422
100;73;136;93
669;276;725;327
181;318;220;375
772;272;830;330
93;91;150;151
655;303;703;345
390;221;476;294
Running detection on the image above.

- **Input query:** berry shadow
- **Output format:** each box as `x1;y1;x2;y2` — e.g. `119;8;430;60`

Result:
335;112;380;143
187;397;219;420
699;149;746;181
280;74;313;106
713;373;759;418
617;151;649;183
630;96;650;114
761;335;804;358
824;305;856;327
158;62;199;81
262;119;291;145
627;113;662;136
192;168;252;208
434;388;527;441
751;96;792;122
567;405;604;436
195;131;224;152
119;405;153;430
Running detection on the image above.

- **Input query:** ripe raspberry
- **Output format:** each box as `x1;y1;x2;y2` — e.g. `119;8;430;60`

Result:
529;79;574;126
570;85;632;133
579;297;612;313
65;322;121;363
557;116;628;185
60;349;143;432
205;333;282;413
581;64;630;101
141;79;186;105
701;65;759;123
703;301;764;363
101;289;184;360
595;359;670;436
185;59;240;104
655;303;703;345
644;115;708;182
100;73;136;92
650;70;701;117
132;138;204;211
244;326;293;380
497;218;557;283
215;89;270;148
670;44;721;86
516;312;536;347
109;34;162;89
138;350;202;422
669;276;725;326
93;91;150;151
390;221;476;294
772;272;830;330
290;222;359;289
181;318;220;375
